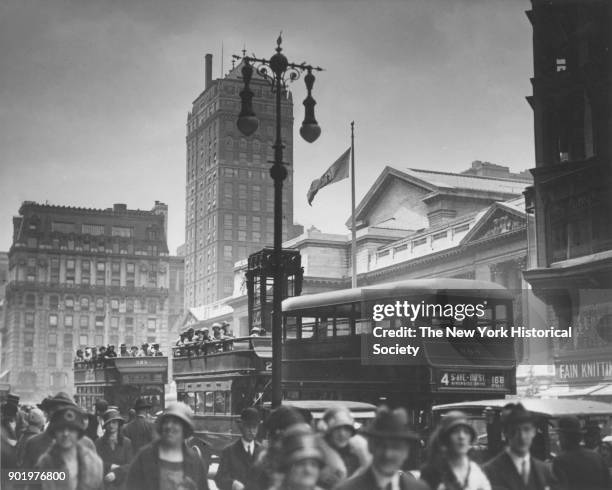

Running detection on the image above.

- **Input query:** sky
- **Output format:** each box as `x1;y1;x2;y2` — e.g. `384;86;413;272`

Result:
0;0;534;254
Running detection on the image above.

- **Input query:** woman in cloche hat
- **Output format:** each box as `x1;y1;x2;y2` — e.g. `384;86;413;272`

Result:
277;424;325;490
126;402;208;490
95;408;133;489
30;406;103;490
420;410;491;490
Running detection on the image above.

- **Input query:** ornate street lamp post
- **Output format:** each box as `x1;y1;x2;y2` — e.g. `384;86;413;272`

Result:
234;35;322;408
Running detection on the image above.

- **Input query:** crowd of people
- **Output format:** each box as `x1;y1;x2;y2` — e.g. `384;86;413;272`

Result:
2;391;612;490
74;342;164;368
174;322;266;357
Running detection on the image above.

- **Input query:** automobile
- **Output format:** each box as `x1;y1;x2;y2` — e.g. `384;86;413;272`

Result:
433;398;612;463
267;399;377;429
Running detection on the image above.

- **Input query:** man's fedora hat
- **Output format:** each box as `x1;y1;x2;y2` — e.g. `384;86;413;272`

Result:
359;407;419;440
134;398;152;410
240;407;262;426
500;403;536;429
557;415;584;434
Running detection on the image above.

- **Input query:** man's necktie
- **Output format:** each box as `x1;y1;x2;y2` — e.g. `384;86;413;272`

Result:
521;459;529;485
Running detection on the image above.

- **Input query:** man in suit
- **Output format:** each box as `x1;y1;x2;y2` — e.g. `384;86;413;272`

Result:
336;406;430;490
552;415;610;490
484;403;561;490
122;398;156;454
215;407;264;490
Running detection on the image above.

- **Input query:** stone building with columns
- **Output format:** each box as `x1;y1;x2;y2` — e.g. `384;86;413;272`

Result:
197;162;543;366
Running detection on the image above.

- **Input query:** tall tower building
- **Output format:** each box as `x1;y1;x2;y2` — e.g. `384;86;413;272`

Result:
1;201;173;401
184;54;295;308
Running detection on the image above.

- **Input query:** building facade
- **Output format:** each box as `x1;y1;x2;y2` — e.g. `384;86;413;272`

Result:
204;163;541;368
184;54;296;308
1;201;174;401
523;0;612;399
0;251;8;346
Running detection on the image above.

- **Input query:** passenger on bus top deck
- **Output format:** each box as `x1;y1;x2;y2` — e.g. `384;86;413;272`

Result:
222;321;234;338
75;349;85;362
130;345;139;357
151;343;163;356
212;323;223;340
106;345;117;358
137;343;148;357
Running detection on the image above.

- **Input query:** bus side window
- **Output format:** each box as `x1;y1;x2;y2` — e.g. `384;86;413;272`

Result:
205;391;214;414
335;318;350;336
196;392;206;414
214;391;226;414
302;317;315;339
355;319;370;334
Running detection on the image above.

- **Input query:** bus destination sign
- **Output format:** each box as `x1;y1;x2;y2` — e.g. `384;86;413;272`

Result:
434;370;509;391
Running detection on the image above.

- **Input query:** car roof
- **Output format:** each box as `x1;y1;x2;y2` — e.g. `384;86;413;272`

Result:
433;398;612;417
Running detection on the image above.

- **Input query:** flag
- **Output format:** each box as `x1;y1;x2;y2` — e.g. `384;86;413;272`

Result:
307;147;351;205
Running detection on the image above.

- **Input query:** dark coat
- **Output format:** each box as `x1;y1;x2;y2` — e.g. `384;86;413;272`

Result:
20;430;96;469
95;434;134;489
552;447;611;490
16;427;42;467
484;452;562;490
125;439;209;490
28;439;103;490
335;466;431;490
215;439;263;490
121;415;156;454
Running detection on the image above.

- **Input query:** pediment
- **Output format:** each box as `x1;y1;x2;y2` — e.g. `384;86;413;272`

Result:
461;203;526;244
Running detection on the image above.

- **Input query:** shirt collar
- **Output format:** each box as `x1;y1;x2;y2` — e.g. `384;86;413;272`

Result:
370;466;400;490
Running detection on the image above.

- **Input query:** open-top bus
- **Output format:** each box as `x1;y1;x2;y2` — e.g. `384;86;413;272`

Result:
281;278;517;431
173;336;271;451
74;356;168;415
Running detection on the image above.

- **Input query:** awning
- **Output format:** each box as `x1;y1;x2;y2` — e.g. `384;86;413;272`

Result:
590;384;612;396
557;384;607;397
537;385;571;397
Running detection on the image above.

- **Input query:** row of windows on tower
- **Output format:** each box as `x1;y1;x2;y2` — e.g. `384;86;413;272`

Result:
16;293;164;313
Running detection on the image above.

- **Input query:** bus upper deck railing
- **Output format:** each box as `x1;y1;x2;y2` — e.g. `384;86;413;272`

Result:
74;356;169;384
172;336;272;376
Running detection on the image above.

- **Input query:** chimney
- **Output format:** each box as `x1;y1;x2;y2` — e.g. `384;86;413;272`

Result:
205;54;213;89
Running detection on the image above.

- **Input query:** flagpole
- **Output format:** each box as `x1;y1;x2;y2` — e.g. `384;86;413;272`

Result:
350;121;357;289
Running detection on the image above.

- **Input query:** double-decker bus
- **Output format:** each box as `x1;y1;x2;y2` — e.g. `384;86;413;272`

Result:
173;336;271;451
74;356;168;415
281;278;517;430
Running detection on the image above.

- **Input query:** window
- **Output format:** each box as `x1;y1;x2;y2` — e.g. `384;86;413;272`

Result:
25;294;36;309
24;352;33;366
82;224;105;235
224;245;233;259
252;216;261;231
79;334;88;346
110;299;119;311
238;184;247;199
148;271;157;287
95;334;104;346
97;262;106;272
147;319;157;331
126;299;134;313
47;352;57;367
63;352;73;367
96;298;105;310
238;215;247;228
110;316;119;329
126;263;135;274
95;316;105;330
238;230;247;241
49;295;59;310
24;332;34;348
25;313;35;328
224;277;233;291
80;315;89;328
51;221;75;233
65;297;74;309
111;262;120;273
81;260;90;271
148;301;157;314
66;259;75;270
111;226;133;237
48;333;57;347
49;314;58;328
64;333;73;348
80;297;89;310
64;314;73;328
